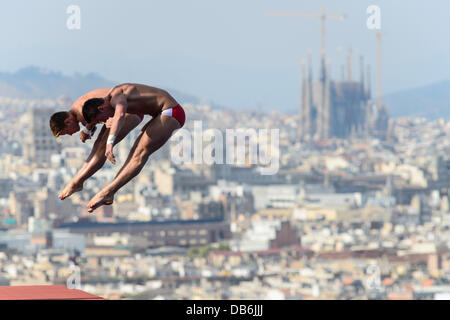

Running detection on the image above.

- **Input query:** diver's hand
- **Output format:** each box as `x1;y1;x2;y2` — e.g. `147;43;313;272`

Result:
105;143;116;164
105;118;114;129
80;131;91;143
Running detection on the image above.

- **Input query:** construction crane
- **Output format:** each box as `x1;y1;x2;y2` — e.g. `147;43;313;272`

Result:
266;6;346;142
376;31;387;110
266;6;346;55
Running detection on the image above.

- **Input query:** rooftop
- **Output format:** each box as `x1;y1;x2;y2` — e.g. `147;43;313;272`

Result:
0;285;104;300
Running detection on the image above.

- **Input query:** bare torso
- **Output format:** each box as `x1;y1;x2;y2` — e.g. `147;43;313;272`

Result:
71;88;110;123
107;83;179;118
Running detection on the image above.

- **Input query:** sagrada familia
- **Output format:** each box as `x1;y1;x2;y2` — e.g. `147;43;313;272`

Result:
298;49;389;142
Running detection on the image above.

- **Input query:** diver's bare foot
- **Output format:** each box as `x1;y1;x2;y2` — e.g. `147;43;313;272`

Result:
59;182;83;200
87;190;114;213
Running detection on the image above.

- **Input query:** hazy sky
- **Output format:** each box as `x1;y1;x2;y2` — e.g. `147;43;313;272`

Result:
1;0;448;112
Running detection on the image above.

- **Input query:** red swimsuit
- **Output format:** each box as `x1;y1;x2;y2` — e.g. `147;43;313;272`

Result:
161;104;186;127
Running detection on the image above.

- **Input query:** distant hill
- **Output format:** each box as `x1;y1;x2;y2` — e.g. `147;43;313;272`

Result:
384;80;450;119
0;66;115;100
2;67;448;119
0;66;202;105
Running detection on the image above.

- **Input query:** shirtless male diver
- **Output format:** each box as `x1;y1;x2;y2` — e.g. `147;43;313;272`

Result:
81;83;186;213
49;88;144;200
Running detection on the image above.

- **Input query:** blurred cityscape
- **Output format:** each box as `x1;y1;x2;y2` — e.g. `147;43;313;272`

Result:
0;4;449;300
0;89;449;299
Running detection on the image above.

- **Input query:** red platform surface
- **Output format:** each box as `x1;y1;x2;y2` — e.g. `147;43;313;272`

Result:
0;285;104;300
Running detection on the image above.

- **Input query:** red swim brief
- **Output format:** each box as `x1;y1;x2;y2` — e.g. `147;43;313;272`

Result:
161;104;186;127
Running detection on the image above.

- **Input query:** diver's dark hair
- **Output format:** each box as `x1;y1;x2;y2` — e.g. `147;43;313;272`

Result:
49;111;69;137
82;98;104;123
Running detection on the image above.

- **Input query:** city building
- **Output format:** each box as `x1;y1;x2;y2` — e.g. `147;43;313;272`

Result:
23;108;61;166
57;218;231;248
